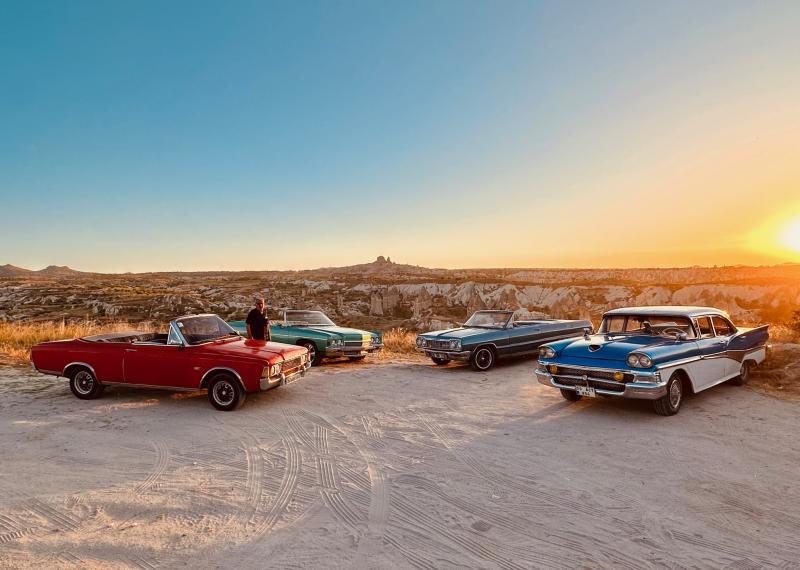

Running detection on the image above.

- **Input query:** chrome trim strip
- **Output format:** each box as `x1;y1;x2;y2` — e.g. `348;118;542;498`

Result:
62;361;98;378
654;355;702;369
539;361;660;377
102;381;197;392
535;369;668;400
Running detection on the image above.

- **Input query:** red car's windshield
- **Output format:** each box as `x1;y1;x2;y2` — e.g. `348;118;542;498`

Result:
176;315;239;345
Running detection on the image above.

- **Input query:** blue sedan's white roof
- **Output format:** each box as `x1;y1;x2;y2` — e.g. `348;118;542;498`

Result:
603;306;729;318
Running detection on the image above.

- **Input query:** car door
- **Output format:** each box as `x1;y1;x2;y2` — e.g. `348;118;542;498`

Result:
711;315;738;378
123;329;190;388
504;322;543;356
692;315;728;390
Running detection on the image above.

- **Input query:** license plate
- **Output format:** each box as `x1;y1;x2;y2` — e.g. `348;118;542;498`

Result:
432;352;448;359
575;386;596;397
283;374;299;386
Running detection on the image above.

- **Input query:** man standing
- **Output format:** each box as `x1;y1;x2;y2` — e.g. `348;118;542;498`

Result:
246;297;270;341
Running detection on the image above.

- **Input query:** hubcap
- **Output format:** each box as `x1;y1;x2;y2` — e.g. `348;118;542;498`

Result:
476;349;492;370
669;378;682;408
213;381;236;406
74;371;94;394
305;344;316;364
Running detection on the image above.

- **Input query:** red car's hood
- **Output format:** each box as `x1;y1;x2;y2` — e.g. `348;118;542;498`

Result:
194;338;307;362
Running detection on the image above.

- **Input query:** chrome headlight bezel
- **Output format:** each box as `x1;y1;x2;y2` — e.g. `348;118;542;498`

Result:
416;337;426;348
539;346;557;359
448;339;461;350
626;353;653;368
269;363;282;377
371;335;381;345
328;338;344;347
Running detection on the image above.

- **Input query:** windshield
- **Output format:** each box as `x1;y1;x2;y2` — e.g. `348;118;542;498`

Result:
464;311;512;329
285;310;336;327
600;315;696;339
175;315;239;345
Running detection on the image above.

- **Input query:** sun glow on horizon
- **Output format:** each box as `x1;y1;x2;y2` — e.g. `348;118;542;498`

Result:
779;217;800;253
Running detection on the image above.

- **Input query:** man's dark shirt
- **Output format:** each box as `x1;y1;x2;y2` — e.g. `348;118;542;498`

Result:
246;309;269;340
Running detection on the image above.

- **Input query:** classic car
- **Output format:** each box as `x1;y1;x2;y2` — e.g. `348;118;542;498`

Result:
229;309;383;366
29;314;311;411
415;310;592;371
535;306;769;415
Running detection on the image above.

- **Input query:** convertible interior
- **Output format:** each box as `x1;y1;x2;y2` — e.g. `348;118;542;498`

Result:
82;332;169;344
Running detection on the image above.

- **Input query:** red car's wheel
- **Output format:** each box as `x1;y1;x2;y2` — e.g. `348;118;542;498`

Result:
68;368;104;400
208;374;246;411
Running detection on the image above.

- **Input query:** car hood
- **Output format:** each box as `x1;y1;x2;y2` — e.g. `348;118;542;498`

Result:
554;334;696;367
420;327;498;340
196;338;307;362
294;326;375;340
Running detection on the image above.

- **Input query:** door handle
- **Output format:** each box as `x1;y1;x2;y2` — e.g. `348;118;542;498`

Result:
125;349;137;353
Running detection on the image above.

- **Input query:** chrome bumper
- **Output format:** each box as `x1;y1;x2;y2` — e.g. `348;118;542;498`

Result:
260;362;312;390
417;348;472;361
325;344;384;357
534;369;668;400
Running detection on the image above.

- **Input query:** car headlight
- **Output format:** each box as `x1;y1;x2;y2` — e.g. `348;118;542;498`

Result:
328;339;343;347
626;353;652;368
448;339;461;350
371;335;381;345
269;363;282;377
261;366;270;378
539;346;556;359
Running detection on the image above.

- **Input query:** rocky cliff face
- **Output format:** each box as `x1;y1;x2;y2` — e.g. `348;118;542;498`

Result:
1;259;798;329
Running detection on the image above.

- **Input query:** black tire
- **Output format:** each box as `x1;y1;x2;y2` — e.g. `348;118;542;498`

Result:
560;388;582;401
68;367;104;400
470;346;495;371
300;341;323;366
208;374;246;411
348;355;366;361
431;357;451;366
653;372;683;416
730;360;752;386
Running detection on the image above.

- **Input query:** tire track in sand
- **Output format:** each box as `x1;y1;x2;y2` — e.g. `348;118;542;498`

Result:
134;440;170;494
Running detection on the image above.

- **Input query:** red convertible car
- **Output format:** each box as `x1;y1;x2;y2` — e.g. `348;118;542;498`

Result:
30;314;310;411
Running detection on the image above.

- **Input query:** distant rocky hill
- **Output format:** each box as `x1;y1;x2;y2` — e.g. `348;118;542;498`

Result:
1;257;799;330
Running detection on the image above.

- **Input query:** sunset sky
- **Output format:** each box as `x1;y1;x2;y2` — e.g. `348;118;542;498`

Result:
1;1;799;272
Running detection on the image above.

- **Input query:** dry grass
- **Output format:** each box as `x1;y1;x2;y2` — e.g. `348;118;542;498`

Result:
749;343;800;402
378;328;424;361
0;320;143;365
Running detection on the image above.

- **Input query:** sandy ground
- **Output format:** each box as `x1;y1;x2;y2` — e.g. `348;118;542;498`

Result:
1;356;800;569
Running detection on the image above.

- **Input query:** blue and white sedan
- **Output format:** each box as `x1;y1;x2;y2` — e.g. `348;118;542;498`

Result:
535;306;769;415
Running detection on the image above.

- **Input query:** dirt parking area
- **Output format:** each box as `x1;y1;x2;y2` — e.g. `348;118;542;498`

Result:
1;357;799;569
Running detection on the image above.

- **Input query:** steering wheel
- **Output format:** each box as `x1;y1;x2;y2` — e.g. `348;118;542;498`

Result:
661;327;685;337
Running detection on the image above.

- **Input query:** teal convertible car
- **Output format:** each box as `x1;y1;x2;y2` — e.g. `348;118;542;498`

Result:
229;309;382;365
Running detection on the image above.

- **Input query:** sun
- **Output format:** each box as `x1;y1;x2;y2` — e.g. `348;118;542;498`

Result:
779;217;800;253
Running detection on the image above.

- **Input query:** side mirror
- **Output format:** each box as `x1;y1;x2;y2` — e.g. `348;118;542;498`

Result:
583;328;592;340
675;332;687;341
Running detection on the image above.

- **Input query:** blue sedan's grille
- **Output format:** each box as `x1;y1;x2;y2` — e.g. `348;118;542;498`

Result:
554;375;626;393
552;366;634;383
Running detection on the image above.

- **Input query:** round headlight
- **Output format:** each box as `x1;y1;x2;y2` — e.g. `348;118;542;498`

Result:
416;337;423;348
540;346;556;359
627;354;640;367
270;363;282;377
638;355;652;368
448;339;459;350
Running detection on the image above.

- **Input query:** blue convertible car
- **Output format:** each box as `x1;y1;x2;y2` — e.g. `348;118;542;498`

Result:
535;306;769;415
416;310;591;371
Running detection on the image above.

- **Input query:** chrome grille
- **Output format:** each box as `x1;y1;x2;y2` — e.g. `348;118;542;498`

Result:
345;340;369;348
552;366;634;383
283;356;303;373
426;339;454;350
554;375;626;393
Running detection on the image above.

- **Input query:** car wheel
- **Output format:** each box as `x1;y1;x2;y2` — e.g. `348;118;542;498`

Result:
348;356;366;361
300;341;322;366
470;346;495;371
731;361;752;386
653;372;683;416
69;368;104;400
431;357;451;366
208;374;246;411
560;388;582;401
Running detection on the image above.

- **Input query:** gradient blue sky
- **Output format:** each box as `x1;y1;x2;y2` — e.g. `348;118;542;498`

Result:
1;0;799;272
